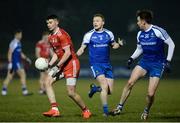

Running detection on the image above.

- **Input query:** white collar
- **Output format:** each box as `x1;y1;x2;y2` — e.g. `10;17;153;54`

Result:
94;28;104;33
144;25;153;32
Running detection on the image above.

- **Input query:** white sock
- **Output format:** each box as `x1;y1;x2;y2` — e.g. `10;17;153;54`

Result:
52;107;59;111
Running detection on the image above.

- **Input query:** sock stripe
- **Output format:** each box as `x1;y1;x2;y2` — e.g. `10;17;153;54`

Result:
51;102;58;107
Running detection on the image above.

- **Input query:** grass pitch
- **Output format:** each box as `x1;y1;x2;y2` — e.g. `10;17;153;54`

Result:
0;78;180;122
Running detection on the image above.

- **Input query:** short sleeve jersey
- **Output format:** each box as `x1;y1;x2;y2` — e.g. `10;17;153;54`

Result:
82;29;114;65
48;28;77;60
36;40;51;59
9;38;22;63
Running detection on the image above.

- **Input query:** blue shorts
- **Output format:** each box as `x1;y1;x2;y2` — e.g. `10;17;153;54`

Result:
12;62;23;71
138;60;164;78
90;63;113;79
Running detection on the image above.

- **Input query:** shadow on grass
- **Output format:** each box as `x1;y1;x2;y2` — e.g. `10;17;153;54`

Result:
153;115;180;121
74;113;98;117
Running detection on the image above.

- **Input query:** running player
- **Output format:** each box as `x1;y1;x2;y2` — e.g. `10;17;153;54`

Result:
42;14;91;119
77;13;123;116
109;10;175;120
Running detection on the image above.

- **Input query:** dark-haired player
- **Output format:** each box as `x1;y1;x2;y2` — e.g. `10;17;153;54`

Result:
110;10;175;120
42;14;91;119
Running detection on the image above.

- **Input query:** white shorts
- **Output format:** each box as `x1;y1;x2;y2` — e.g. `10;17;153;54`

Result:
66;78;77;86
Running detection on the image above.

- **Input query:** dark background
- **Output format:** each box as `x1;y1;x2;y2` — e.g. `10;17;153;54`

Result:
0;0;179;78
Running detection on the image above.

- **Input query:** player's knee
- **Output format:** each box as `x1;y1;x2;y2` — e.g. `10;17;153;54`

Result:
101;83;108;91
127;80;135;88
44;77;52;87
67;91;76;98
44;81;50;87
148;91;155;97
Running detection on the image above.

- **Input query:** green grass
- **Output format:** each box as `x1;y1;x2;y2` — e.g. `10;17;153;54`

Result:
0;78;180;122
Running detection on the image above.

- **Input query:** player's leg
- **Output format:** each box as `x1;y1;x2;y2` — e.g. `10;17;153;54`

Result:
99;65;114;116
105;64;114;95
96;75;110;116
141;77;160;120
141;62;164;120
1;70;14;95
66;78;91;119
64;59;91;118
88;65;103;98
39;72;46;94
43;74;60;117
16;68;31;96
97;78;114;116
106;78;113;95
110;65;146;115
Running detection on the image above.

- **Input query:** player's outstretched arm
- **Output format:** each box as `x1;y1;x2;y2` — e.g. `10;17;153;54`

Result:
76;44;87;56
21;52;32;64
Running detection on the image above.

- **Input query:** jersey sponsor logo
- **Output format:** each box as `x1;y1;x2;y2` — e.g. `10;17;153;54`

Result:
93;44;108;47
140;42;156;45
17;49;21;52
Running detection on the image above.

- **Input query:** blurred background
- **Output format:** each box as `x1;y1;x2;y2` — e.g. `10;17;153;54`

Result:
0;0;179;78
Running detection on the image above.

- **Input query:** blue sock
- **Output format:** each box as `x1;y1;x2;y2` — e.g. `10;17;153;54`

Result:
144;107;149;113
22;84;27;91
103;104;109;114
97;86;102;92
2;86;7;91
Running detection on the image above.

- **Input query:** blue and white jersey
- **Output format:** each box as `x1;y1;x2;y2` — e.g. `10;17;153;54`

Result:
137;25;170;62
82;29;115;65
9;38;22;64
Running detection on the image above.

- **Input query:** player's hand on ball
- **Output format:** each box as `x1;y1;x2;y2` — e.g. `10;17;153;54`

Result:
48;65;60;77
164;60;171;73
127;57;134;69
